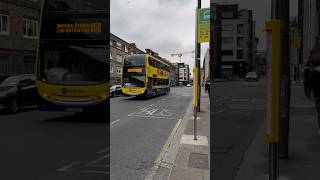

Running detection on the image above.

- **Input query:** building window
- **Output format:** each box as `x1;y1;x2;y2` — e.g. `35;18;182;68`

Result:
222;11;234;19
116;54;122;63
0;55;9;74
237;37;244;47
110;52;113;59
117;67;122;74
23;19;38;38
23;56;35;73
0;15;9;35
110;66;113;73
222;50;233;56
116;42;122;49
237;50;244;59
222;24;233;31
125;46;129;53
222;37;233;44
237;24;244;35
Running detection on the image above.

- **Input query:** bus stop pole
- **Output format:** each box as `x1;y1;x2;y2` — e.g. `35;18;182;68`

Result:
193;67;199;140
266;20;283;180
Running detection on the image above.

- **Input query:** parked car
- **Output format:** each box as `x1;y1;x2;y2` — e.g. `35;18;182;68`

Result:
186;84;191;87
110;85;122;97
245;72;258;81
0;74;37;113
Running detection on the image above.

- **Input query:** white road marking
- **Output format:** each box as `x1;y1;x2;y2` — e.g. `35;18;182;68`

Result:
96;148;108;154
57;161;82;171
85;156;108;168
128;114;176;120
58;169;109;175
140;107;149;111
213;109;225;114
110;119;120;125
157;109;173;117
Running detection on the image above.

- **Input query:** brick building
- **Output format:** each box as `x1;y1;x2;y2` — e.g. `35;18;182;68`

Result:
0;0;41;76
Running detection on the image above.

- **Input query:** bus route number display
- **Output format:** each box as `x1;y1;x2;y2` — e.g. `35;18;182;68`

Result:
127;68;142;73
56;22;102;33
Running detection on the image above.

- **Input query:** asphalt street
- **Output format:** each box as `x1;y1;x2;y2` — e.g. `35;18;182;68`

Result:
211;79;266;180
0;108;108;180
110;86;193;180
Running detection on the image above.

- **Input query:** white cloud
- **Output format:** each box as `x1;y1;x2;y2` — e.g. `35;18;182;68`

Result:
111;0;210;77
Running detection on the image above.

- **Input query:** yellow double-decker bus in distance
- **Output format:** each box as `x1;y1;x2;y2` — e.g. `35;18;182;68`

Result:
36;0;109;113
122;54;170;98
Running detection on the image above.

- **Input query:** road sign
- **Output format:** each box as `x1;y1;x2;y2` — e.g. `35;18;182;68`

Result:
198;8;210;43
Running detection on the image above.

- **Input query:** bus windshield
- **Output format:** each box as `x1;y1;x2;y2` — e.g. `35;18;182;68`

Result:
123;55;146;88
47;0;107;12
124;55;146;66
39;41;107;85
123;76;145;88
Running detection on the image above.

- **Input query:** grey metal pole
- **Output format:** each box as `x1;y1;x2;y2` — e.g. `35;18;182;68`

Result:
269;143;278;180
194;108;198;140
276;0;290;160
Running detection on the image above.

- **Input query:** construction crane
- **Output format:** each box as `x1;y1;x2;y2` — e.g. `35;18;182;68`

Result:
171;50;195;62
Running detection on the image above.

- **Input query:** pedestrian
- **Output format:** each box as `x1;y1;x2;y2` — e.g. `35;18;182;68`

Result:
205;80;210;94
309;60;320;134
303;65;312;98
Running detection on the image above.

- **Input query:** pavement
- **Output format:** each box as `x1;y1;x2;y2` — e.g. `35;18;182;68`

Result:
235;83;320;180
149;89;210;180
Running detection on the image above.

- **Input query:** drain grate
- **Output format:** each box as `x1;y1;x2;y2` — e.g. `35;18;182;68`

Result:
188;153;209;169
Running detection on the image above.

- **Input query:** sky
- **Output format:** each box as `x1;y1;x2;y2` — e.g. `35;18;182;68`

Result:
111;0;298;75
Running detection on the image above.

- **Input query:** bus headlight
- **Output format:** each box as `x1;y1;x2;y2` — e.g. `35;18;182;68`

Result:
97;94;107;101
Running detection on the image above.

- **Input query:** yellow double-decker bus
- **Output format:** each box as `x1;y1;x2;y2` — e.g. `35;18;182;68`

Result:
122;54;170;98
35;0;108;112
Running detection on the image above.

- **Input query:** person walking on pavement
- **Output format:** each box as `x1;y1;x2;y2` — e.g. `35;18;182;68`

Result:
309;60;320;134
204;80;208;93
303;65;312;98
205;80;210;94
